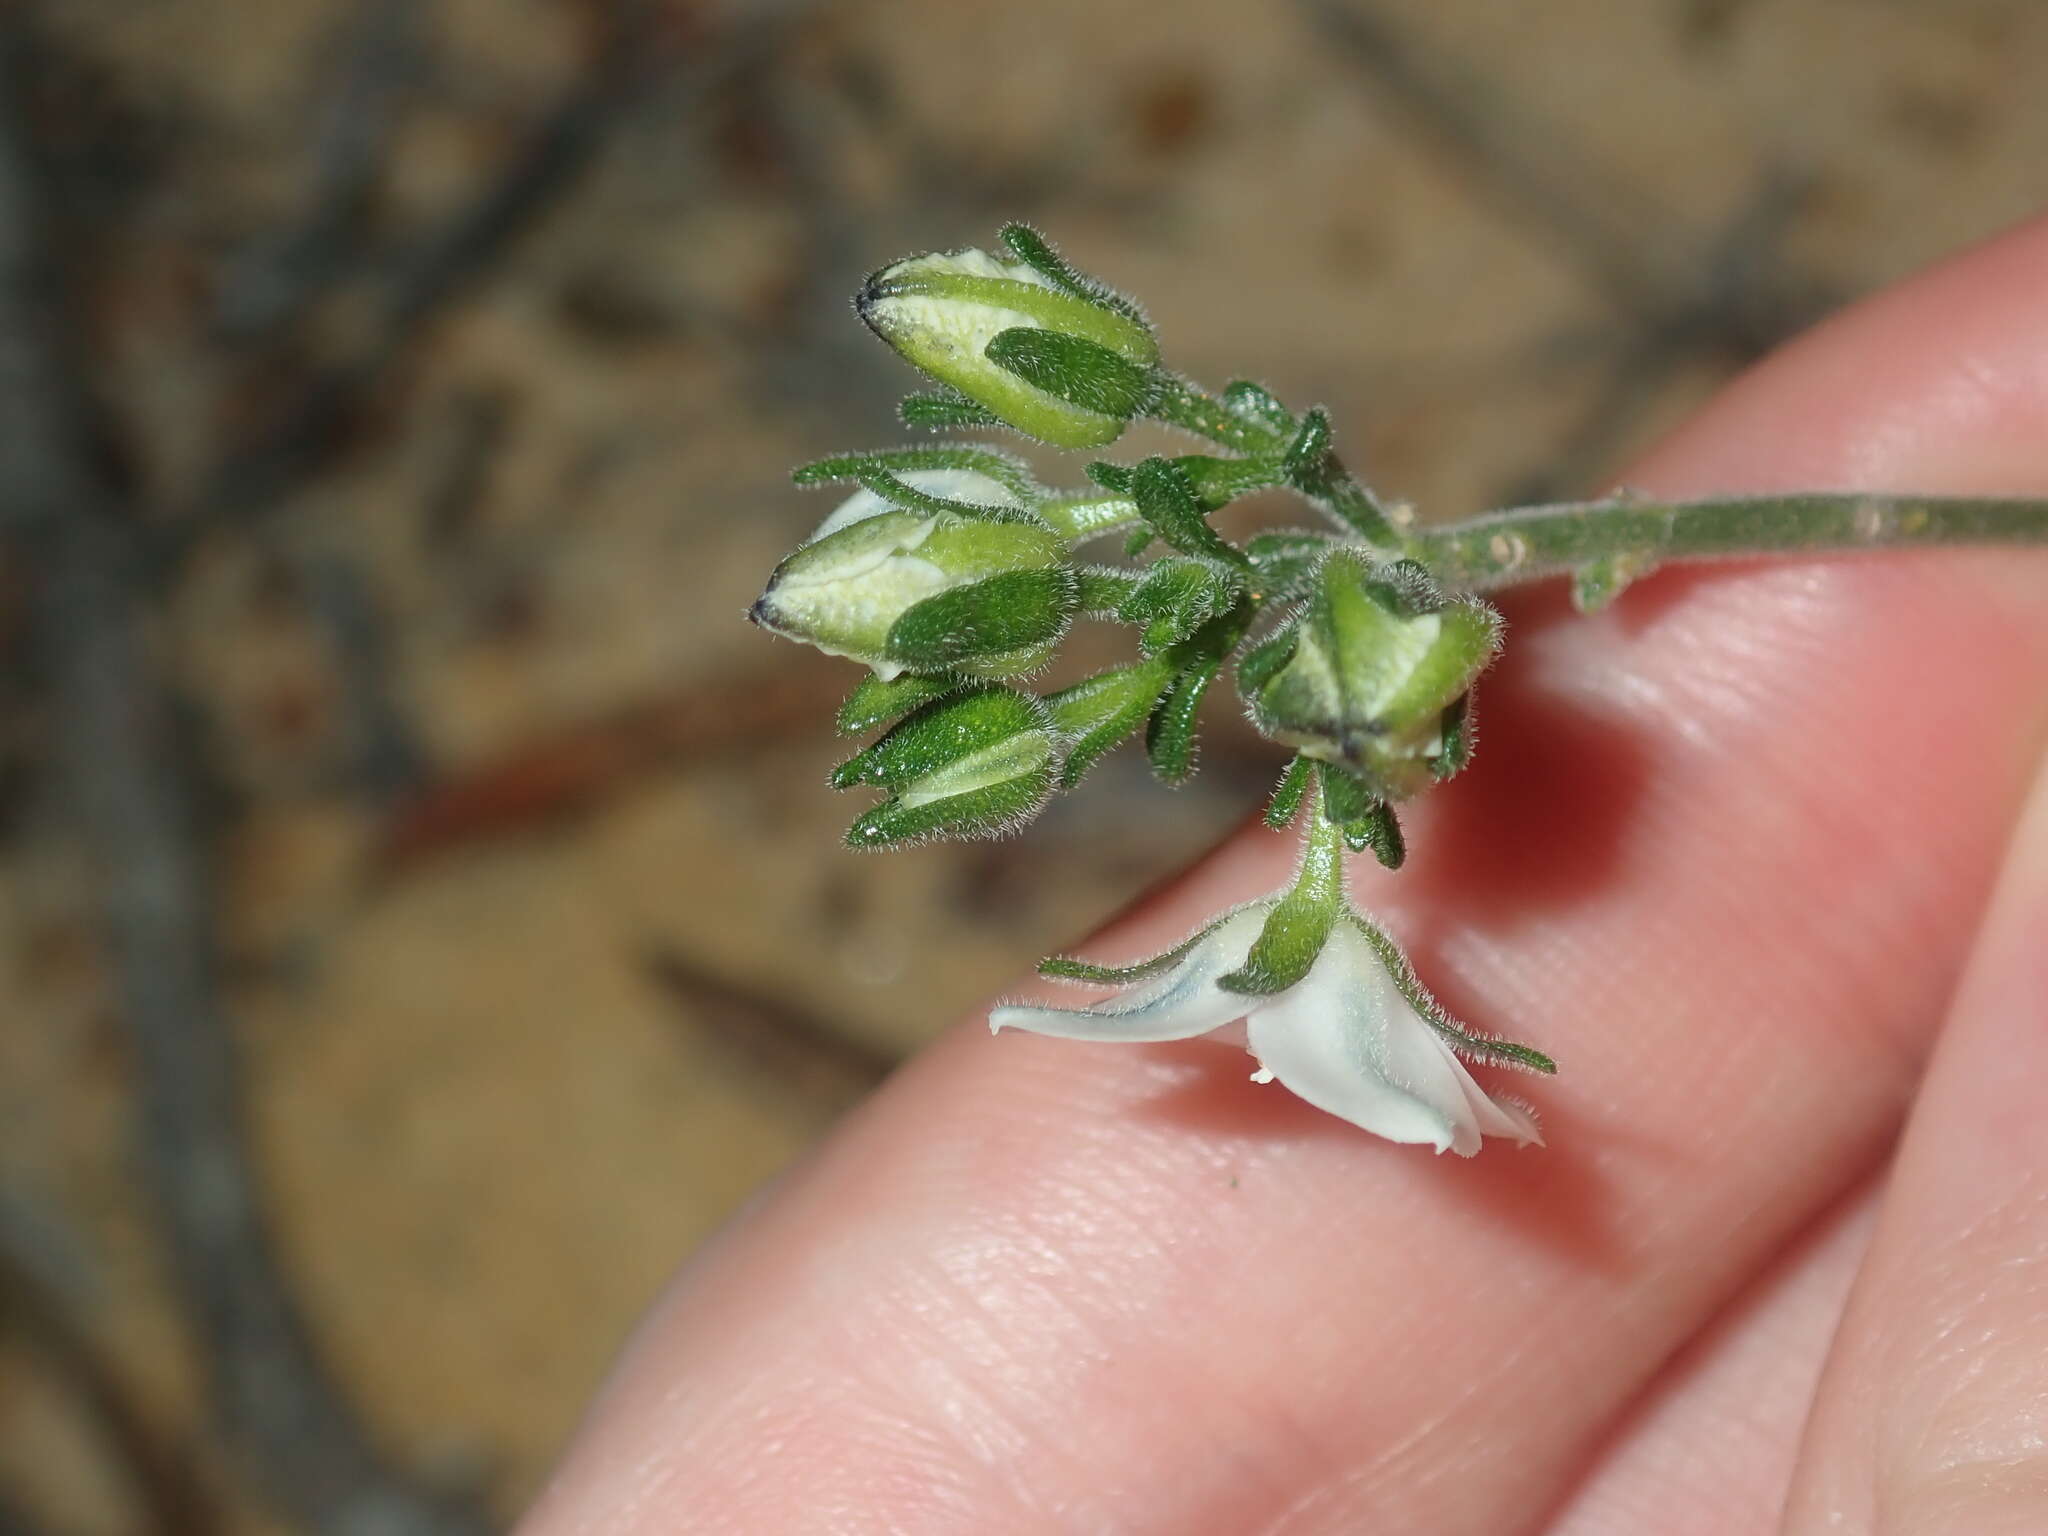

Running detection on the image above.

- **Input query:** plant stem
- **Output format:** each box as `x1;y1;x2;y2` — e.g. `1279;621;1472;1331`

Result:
1147;374;1401;546
1415;491;2048;597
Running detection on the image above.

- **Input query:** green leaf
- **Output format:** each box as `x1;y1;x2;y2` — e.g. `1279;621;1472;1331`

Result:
1350;915;1555;1073
1220;378;1295;436
1115;556;1243;654
1283;407;1333;484
1172;454;1285;510
1085;460;1136;493
1264;755;1314;827
1145;650;1222;785
1129;457;1251;569
1045;657;1175;787
984;327;1157;421
883;567;1079;672
900;389;1002;430
1433;692;1474;781
836;672;966;735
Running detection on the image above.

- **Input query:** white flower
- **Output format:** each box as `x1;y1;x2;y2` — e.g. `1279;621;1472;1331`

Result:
990;905;1543;1156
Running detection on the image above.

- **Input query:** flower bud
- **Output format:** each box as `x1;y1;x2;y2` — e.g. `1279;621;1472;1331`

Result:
857;246;1158;449
751;510;1075;680
1239;552;1500;799
834;688;1062;847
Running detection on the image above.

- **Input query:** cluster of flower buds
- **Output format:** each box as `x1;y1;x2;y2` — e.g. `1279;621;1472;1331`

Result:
749;225;1554;1150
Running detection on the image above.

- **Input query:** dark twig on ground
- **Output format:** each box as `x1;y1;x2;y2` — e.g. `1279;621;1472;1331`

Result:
1301;0;1839;497
0;1200;213;1536
0;22;484;1536
189;0;655;539
642;944;901;1115
211;0;419;342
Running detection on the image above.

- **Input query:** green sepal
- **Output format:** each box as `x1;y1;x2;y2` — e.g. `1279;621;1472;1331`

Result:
996;222;1152;332
1570;551;1650;613
1123;526;1156;558
1115;557;1244;655
900;389;1002;430
830;686;1046;789
792;444;1038;503
1282;407;1333;484
1038;916;1225;984
1433;693;1474;781
1045;656;1176;787
853;466;1046;527
836;672;967;735
1085;460;1136;493
1218;799;1344;995
1220;379;1295;437
1129;456;1251;569
1264;755;1315;828
1351;915;1555;1073
1316;760;1378;824
984;327;1158;422
883;566;1079;672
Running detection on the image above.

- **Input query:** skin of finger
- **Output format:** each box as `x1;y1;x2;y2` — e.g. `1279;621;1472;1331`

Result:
1542;1186;1873;1536
517;221;2048;1536
1780;762;2048;1536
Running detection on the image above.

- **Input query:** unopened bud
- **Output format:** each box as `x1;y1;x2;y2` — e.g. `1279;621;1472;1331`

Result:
1239;552;1500;799
751;511;1075;680
857;245;1158;449
835;688;1062;847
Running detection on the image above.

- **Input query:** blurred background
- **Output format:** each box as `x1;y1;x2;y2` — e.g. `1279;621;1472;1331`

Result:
0;0;2043;1529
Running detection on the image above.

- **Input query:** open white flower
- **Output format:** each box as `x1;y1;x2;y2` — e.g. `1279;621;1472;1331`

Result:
991;903;1545;1156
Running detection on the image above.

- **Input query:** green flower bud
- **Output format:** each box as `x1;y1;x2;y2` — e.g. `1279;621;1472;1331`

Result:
1239;551;1501;799
857;245;1158;449
834;688;1063;847
751;511;1075;680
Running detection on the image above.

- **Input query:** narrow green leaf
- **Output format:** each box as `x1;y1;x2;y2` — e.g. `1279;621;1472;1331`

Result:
1220;378;1295;436
900;389;1002;429
1045;657;1175;787
1264;755;1314;827
854;466;1044;526
1283;406;1332;483
996;222;1152;330
836;672;965;735
1433;692;1474;781
1129;457;1251;569
1145;651;1221;785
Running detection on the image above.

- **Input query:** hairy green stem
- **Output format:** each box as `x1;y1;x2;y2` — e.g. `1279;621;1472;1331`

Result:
1146;374;1399;547
1415;492;2048;597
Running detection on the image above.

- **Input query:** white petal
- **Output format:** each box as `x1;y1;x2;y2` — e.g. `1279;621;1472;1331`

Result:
990;907;1268;1044
1245;923;1530;1155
